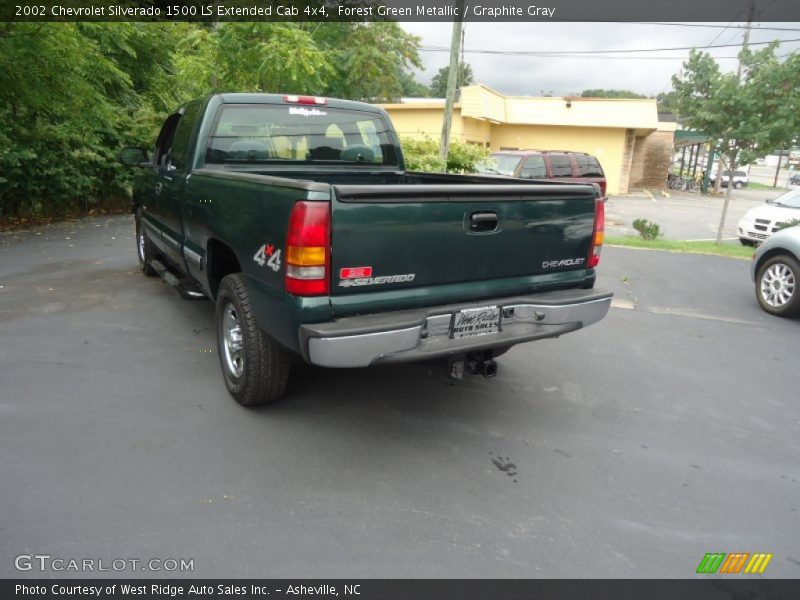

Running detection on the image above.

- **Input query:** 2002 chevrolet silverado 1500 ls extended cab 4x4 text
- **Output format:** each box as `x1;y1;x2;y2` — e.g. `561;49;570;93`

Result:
119;93;612;406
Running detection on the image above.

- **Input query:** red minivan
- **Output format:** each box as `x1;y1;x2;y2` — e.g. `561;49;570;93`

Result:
477;150;607;197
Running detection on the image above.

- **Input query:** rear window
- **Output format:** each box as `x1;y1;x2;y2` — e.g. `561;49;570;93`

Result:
574;154;604;177
549;154;574;177
519;154;547;179
205;104;399;166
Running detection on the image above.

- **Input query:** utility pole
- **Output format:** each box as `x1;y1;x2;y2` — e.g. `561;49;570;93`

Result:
439;0;465;164
772;151;783;188
715;0;755;244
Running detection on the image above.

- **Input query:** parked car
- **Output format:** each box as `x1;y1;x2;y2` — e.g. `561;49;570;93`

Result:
476;150;607;197
120;94;611;406
737;188;800;245
751;225;800;317
788;172;800;188
710;169;749;189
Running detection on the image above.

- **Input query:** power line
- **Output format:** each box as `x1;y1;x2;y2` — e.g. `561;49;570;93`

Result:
419;37;800;56
633;22;800;32
705;7;745;46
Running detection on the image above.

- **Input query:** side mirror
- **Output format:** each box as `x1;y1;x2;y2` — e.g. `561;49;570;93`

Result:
118;147;150;166
766;198;774;204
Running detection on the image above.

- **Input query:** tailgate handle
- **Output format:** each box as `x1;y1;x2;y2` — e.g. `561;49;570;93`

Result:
469;211;498;232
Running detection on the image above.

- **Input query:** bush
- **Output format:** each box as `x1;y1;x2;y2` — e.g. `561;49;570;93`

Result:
632;218;662;240
401;136;489;174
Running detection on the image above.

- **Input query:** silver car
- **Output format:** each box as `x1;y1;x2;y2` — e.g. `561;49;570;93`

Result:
751;226;800;317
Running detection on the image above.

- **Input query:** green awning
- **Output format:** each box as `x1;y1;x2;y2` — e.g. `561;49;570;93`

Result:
674;130;710;148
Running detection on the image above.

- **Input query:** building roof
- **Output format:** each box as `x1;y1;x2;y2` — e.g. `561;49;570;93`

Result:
381;84;667;134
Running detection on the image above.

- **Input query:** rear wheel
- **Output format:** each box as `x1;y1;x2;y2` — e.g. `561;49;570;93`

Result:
135;209;157;277
756;255;800;317
216;273;290;405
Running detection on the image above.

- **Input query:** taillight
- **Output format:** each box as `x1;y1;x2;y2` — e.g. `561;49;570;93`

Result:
283;95;327;105
285;201;330;296
598;180;607;197
588;199;605;268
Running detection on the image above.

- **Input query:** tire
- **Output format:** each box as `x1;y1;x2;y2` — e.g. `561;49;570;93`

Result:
215;273;290;405
755;254;800;318
135;209;157;277
739;238;755;247
734;181;743;189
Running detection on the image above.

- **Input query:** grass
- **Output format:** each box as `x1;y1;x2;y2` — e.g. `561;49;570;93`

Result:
605;236;755;259
746;182;779;190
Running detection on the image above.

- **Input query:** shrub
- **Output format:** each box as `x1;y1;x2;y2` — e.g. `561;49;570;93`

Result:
632;218;662;240
401;136;489;174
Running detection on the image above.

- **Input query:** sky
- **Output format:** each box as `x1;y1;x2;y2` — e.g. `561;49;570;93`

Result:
400;22;800;97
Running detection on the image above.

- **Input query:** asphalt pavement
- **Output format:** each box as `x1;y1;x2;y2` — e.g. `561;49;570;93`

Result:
1;215;798;578
606;190;774;241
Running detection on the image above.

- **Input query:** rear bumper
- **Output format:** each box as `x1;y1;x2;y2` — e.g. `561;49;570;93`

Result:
299;288;612;368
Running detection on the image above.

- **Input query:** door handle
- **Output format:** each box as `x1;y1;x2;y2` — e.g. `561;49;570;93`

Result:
154;182;163;196
469;211;498;232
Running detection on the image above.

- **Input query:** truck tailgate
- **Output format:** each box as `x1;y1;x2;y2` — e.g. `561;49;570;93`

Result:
329;183;598;312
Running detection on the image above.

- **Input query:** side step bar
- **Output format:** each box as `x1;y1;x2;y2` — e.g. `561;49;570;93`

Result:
150;259;206;300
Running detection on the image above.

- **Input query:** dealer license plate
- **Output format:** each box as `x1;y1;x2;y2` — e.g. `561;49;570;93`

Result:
452;305;501;339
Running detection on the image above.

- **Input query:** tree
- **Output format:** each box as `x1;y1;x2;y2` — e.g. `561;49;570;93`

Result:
428;63;474;97
0;20;423;222
580;89;647;99
672;46;800;243
173;22;422;103
397;70;431;98
655;91;680;116
0;23;180;219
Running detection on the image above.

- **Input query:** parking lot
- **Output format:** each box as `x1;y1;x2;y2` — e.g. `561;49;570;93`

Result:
1;215;798;578
606;189;777;241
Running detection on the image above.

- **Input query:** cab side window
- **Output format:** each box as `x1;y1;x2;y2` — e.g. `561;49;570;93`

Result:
153;113;181;167
519;154;547;179
169;102;202;171
549;154;574;177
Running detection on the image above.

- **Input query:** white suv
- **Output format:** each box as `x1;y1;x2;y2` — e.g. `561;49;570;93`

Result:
710;170;749;189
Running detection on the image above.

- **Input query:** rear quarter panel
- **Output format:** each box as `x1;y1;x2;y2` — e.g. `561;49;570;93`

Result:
181;171;333;352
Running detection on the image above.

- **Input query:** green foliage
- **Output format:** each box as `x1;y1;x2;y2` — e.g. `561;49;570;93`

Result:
580;89;647;99
397;70;431;98
655;91;679;116
632;218;662;240
672;46;800;172
0;21;423;221
0;23;180;220
428;63;474;97
401;137;489;173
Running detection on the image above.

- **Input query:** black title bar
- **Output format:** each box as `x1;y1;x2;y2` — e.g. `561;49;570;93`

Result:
4;579;800;600
3;0;800;22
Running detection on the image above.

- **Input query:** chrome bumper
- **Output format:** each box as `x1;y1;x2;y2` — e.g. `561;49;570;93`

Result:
300;288;612;368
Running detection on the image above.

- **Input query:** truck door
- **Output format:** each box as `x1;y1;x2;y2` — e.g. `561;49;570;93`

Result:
150;102;202;269
144;112;180;258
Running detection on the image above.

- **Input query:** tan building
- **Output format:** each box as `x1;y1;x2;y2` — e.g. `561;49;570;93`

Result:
380;84;677;195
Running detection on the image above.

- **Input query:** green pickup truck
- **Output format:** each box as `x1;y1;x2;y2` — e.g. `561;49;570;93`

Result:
121;93;611;406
